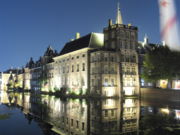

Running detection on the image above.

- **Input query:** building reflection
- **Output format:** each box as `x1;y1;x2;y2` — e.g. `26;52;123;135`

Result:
0;92;140;135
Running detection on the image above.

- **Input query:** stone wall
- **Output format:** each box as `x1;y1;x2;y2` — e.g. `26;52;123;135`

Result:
141;88;180;109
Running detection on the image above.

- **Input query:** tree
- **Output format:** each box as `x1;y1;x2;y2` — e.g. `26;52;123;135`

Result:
142;45;180;82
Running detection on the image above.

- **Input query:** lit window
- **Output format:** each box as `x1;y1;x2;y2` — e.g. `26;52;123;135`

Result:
111;79;114;86
104;78;108;86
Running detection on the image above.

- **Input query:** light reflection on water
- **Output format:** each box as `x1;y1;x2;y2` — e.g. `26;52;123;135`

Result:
0;91;179;135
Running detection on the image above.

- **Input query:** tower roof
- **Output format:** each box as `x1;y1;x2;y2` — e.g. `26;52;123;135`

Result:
116;2;123;24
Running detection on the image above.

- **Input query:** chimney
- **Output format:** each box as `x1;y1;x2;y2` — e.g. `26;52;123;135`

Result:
144;34;149;45
70;39;74;41
75;32;80;39
108;19;113;27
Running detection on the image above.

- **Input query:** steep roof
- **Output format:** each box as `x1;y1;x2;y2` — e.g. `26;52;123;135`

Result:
59;33;104;55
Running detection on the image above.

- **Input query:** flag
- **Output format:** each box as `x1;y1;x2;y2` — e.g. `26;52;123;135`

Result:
159;0;180;51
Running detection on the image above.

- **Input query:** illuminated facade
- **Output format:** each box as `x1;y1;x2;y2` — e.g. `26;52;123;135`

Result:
23;67;31;90
89;19;140;97
50;5;140;97
0;69;23;91
53;33;104;94
0;72;14;91
1;3;141;96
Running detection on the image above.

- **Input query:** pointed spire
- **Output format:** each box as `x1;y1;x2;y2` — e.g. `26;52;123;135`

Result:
116;2;123;24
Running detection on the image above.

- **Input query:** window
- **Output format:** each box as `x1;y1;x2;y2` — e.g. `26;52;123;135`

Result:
82;63;85;71
104;56;108;61
76;56;79;59
82;79;85;86
62;117;64;123
76;121;79;128
92;79;94;86
110;56;114;62
111;31;115;38
104;65;108;73
82;54;85;57
131;32;135;39
132;67;136;73
82;122;85;131
122;66;125;73
104;78;108;86
67;66;69;73
63;67;65;73
111;110;114;116
111;79;114;86
66;118;68;124
105;110;108;117
72;57;74;60
111;41;115;49
77;64;79;72
124;41;127;49
127;67;130;73
71;119;73;126
111;66;115;73
72;65;74;72
104;33;108;40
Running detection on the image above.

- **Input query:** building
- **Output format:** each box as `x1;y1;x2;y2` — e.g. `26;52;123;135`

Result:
53;33;104;95
138;35;180;90
1;3;141;97
50;4;140;97
0;68;23;91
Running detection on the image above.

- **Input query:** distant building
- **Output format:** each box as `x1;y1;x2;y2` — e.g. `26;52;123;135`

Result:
0;68;23;91
24;46;57;92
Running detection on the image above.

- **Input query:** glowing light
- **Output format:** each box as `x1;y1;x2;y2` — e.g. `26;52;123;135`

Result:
159;80;168;89
124;87;134;96
175;110;180;119
160;108;170;114
173;80;180;89
124;99;134;107
104;99;115;107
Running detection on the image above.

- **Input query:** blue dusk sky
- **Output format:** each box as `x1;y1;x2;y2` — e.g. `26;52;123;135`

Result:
0;0;180;71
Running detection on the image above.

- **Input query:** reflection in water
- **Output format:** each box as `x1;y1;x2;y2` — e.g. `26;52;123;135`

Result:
0;91;140;135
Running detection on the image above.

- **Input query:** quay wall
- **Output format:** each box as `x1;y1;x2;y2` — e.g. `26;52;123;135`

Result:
141;88;180;102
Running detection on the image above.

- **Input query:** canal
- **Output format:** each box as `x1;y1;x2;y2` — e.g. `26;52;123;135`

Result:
0;91;180;135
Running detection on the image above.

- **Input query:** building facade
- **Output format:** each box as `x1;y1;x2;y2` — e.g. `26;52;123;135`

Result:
1;3;141;97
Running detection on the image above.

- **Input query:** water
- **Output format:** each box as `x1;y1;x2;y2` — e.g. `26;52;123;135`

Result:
0;91;180;135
